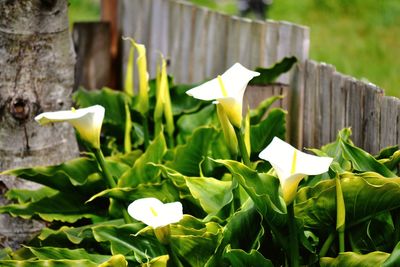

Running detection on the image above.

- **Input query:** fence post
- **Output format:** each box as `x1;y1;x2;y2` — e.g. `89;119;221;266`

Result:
73;22;111;91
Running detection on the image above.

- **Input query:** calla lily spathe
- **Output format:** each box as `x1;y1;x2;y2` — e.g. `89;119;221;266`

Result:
186;63;260;128
127;198;183;229
259;137;333;205
35;105;105;149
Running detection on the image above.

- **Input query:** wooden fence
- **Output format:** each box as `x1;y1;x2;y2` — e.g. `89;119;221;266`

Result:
296;60;400;154
111;0;399;153
118;0;309;84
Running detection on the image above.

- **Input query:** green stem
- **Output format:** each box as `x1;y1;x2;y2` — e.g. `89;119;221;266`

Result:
234;126;250;167
93;148;117;188
319;232;335;257
232;182;241;212
124;102;132;153
93;148;133;224
287;203;299;267
167;132;175;149
335;176;346;253
143;114;150;148
338;228;345;253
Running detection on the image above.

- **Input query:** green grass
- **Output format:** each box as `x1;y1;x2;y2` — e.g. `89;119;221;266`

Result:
68;0;399;97
268;0;400;97
68;0;100;27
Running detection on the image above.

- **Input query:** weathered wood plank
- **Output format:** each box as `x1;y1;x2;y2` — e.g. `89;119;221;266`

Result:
303;60;318;149
330;72;346;140
380;96;400;150
119;0;135;83
288;63;304;148
190;6;209;82
312;62;322;148
236;17;252;68
397;99;400;148
226;16;241;68
345;78;364;148
362;83;383;154
73;22;111;90
244;85;275;111
319;63;335;145
290;24;310;63
205;12;228;78
167;0;183;79
250;20;266;68
149;0;164;77
263;20;279;67
178;2;194;83
244;84;289;122
277;21;292;84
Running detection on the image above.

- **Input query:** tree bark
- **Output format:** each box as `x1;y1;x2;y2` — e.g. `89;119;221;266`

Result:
0;0;79;249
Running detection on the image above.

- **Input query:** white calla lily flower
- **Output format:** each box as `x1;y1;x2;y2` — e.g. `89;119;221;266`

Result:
35;105;105;149
259;137;333;205
128;198;183;229
186;63;259;128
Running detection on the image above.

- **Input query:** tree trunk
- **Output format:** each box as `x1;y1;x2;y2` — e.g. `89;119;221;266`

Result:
0;0;79;249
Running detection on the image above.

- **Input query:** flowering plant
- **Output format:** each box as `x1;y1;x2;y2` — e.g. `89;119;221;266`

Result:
1;43;399;267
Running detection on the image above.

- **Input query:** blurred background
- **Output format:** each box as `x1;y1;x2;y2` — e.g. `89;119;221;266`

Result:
68;0;400;97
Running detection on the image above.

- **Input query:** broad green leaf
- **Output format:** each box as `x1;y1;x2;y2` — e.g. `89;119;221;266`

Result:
134;215;221;266
185;177;233;215
105;157;131;179
375;145;399;160
249;95;284;124
37;219;125;246
118;133;167;187
87;180;179;203
106;150;143;167
98;254;128;267
379;150;400;173
296;172;400;231
92;224;165;260
206;200;265;267
5;187;57;204
213;159;285;225
154;164;233;216
166;127;219;177
170;83;204;115
0;248;12;260
26;246;110;263
339;133;396;177
169;216;221;267
349;212;395;253
311;128;352;173
250;108;286;157
1;157;103;195
0;191;99;222
176;105;217;144
224;247;273;267
223;200;264;251
73;87;129;133
320;128;396;176
383;241;400;267
0;259;99;267
320;251;390;267
249;57;297;85
142;255;169;267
